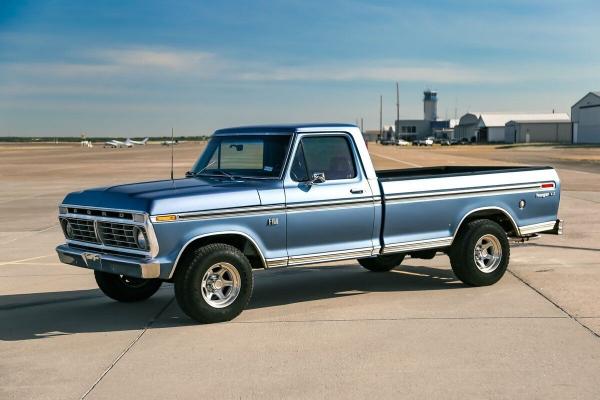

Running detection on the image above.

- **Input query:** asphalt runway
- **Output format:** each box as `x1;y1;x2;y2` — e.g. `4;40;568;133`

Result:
1;142;599;399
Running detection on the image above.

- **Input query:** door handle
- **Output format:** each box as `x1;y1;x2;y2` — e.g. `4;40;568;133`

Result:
350;189;363;194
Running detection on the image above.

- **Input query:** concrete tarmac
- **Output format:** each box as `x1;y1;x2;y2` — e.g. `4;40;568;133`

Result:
1;142;599;399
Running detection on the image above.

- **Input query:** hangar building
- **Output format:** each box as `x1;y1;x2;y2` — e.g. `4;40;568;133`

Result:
572;92;600;144
455;112;570;143
505;116;571;144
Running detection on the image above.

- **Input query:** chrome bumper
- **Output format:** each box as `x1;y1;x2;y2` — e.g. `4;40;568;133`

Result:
56;244;161;279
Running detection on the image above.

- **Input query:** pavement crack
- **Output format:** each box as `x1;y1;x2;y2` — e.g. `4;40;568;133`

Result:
508;269;600;339
80;296;175;400
230;316;569;325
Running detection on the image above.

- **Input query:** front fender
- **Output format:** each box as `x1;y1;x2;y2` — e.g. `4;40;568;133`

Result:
151;214;287;279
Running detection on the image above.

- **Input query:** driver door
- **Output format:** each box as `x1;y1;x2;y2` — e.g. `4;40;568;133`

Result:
284;133;375;263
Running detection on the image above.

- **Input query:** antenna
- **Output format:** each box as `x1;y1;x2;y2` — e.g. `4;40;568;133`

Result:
170;127;174;180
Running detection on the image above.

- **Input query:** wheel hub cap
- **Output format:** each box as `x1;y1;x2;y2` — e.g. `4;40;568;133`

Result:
473;234;502;273
200;263;241;308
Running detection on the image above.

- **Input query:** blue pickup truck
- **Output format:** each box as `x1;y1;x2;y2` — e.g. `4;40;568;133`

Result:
56;124;562;323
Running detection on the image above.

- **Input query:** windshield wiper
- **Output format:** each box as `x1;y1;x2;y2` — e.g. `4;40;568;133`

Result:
187;159;235;180
208;169;236;180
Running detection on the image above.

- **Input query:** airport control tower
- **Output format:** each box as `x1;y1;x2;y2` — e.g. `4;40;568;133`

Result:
423;89;438;121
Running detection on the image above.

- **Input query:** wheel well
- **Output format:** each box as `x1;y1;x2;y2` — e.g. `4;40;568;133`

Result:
456;209;518;237
175;234;266;273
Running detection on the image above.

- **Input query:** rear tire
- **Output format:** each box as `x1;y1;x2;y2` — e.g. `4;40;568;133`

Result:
449;219;510;286
358;254;405;272
94;271;162;302
174;243;253;323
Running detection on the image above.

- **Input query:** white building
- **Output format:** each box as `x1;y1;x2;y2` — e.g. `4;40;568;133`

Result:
455;112;570;143
505;118;571;143
572;92;600;144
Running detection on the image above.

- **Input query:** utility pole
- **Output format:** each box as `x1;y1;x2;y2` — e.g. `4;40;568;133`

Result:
396;82;400;140
360;117;364;133
379;95;383;141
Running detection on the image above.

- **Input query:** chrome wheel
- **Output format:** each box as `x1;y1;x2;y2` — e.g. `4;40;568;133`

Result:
200;262;241;308
473;234;502;273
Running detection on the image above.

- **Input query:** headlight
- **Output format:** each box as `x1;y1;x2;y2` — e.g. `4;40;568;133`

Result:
135;228;148;250
62;220;74;239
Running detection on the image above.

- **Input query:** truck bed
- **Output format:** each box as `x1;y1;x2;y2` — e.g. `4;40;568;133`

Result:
376;166;553;182
375;165;560;251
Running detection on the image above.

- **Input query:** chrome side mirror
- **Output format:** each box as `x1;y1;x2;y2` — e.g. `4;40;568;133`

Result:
307;172;326;185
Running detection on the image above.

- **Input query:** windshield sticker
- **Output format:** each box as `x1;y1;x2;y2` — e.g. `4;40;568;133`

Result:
264;166;273;172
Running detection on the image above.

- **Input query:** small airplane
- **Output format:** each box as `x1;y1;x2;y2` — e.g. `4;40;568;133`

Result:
103;139;132;148
161;139;185;146
125;137;149;146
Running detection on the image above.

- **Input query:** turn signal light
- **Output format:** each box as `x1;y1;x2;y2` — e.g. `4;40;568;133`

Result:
541;183;555;189
155;214;177;222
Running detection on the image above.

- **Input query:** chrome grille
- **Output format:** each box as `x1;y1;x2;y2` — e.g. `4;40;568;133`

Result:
65;218;99;243
98;222;139;249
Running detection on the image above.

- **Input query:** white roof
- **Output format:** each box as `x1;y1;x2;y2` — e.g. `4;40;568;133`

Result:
478;113;570;128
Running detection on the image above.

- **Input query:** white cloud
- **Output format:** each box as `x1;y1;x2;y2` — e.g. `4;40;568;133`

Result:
0;46;520;85
237;63;515;84
93;48;218;71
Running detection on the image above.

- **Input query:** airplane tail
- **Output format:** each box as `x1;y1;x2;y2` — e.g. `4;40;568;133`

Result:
142;138;149;144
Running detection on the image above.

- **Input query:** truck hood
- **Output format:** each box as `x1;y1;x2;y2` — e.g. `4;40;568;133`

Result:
62;178;265;215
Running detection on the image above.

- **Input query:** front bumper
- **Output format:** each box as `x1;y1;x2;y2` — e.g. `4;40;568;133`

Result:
56;244;161;279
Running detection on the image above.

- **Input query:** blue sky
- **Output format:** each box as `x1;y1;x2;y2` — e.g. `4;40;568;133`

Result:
1;0;599;136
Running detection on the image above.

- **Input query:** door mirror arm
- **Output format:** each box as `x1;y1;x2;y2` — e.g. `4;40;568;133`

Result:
306;172;326;186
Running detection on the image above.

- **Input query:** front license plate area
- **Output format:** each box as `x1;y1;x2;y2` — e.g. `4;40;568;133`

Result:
82;252;102;269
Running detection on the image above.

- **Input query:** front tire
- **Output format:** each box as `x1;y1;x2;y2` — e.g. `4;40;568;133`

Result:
449;219;510;286
358;254;405;272
94;271;162;302
174;243;253;323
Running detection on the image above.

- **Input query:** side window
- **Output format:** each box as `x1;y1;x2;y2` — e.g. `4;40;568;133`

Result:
290;142;309;182
290;136;357;182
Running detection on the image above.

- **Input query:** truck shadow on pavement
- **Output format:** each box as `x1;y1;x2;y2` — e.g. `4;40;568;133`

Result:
247;264;459;311
0;264;461;340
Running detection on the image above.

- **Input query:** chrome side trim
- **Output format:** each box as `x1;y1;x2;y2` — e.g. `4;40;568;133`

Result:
385;182;550;204
169;231;269;279
382;237;453;254
286;198;375;213
452;206;520;242
518;221;558;236
287;247;373;266
265;257;288;268
152;199;377;221
163;205;286;223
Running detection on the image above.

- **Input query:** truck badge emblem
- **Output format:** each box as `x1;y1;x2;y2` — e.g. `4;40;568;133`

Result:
267;218;279;226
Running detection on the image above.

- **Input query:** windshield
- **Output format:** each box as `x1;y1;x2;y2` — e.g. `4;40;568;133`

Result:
191;134;292;179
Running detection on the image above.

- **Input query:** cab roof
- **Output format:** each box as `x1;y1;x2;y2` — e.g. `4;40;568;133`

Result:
214;123;357;135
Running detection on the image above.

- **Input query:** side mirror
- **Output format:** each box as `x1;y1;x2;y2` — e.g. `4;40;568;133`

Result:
307;172;326;185
185;171;194;177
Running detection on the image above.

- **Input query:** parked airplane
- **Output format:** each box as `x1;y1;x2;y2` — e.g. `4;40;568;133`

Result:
125;137;149;146
161;139;185;146
103;140;132;148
